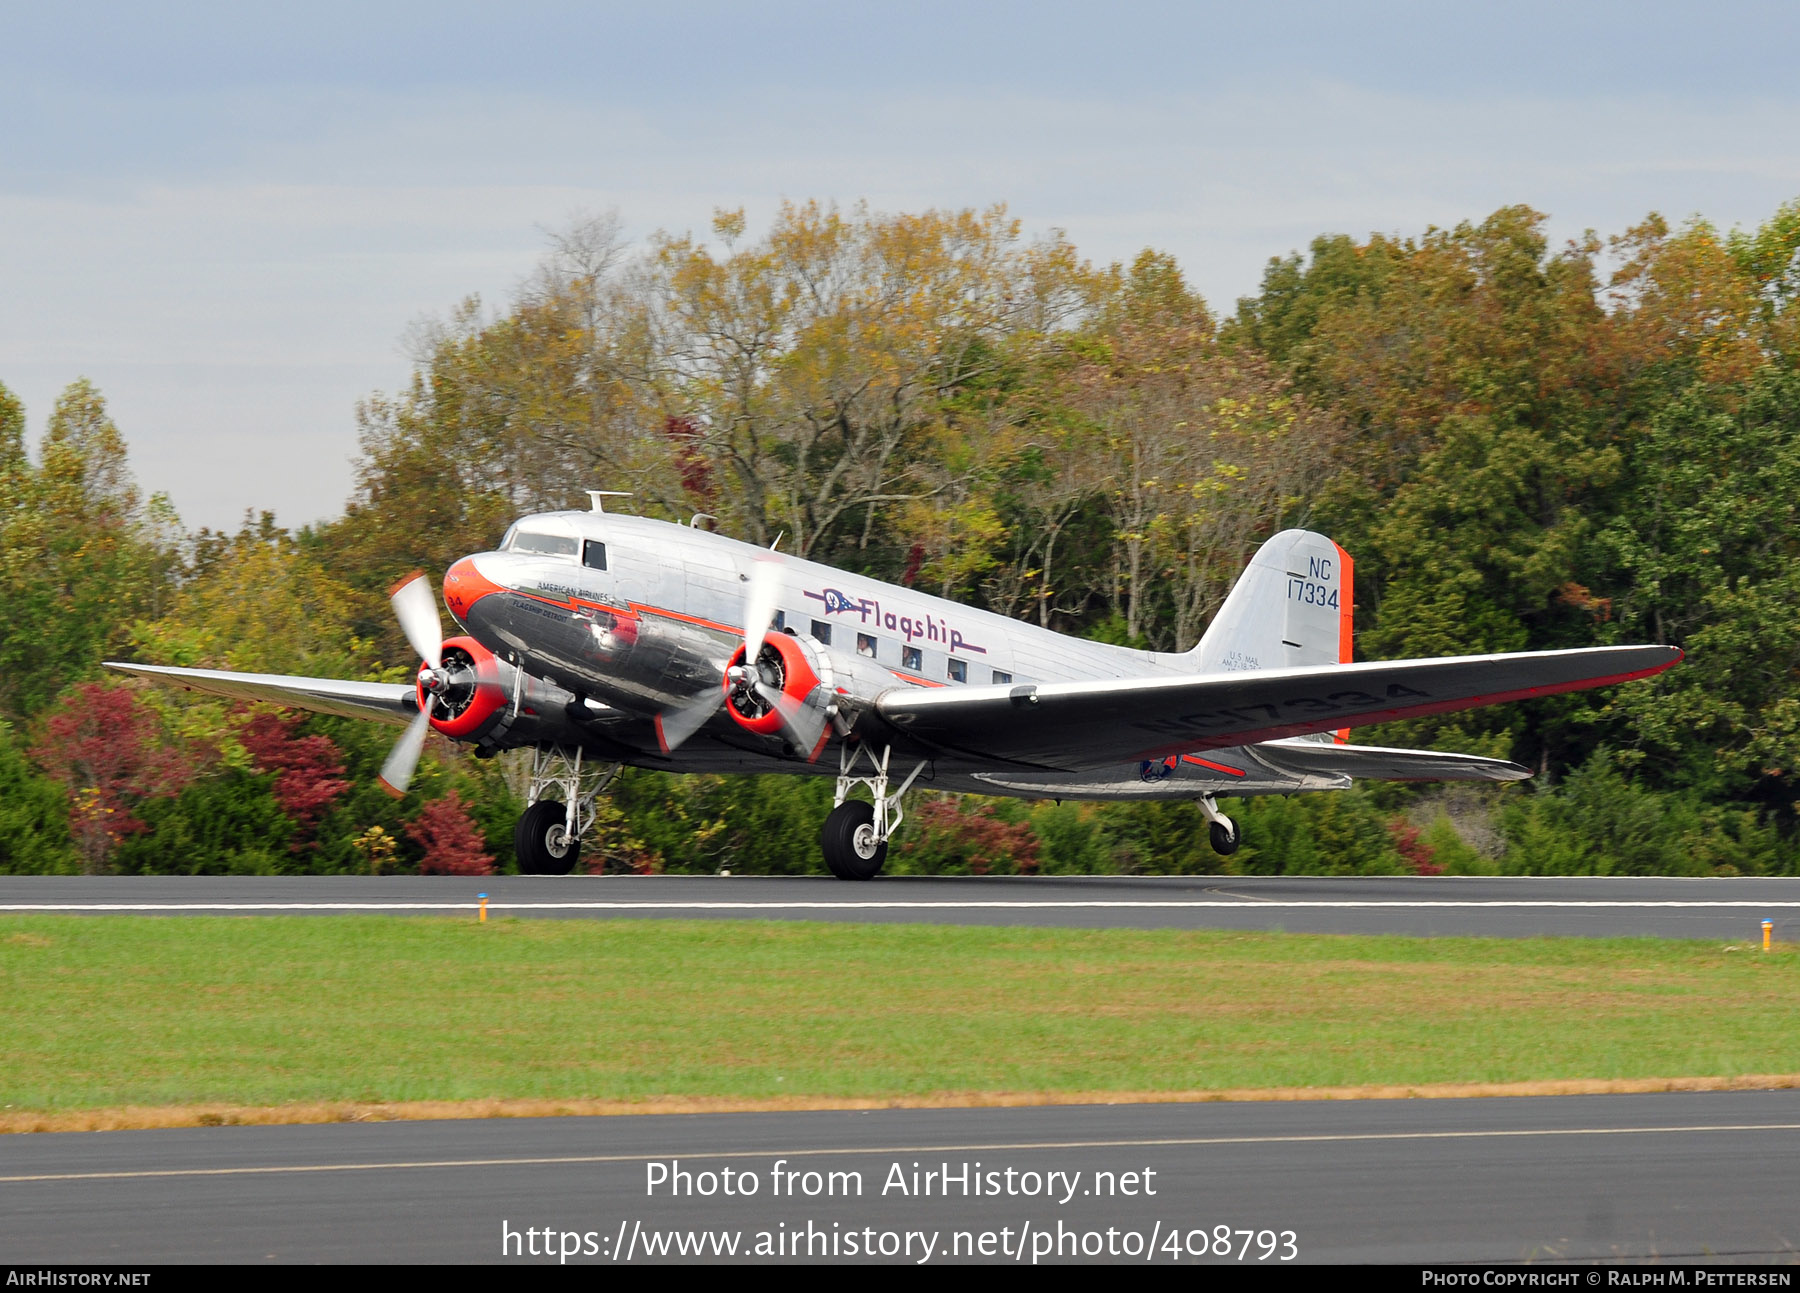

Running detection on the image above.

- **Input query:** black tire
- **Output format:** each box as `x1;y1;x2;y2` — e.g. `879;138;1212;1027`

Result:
515;800;579;876
1209;816;1240;857
821;799;886;881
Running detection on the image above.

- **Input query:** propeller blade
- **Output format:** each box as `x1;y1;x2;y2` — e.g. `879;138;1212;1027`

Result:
741;558;782;663
655;687;725;754
389;571;443;671
377;704;433;797
756;680;828;761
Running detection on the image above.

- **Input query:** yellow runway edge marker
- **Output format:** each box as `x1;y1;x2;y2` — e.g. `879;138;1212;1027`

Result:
478;893;488;924
1763;919;1773;952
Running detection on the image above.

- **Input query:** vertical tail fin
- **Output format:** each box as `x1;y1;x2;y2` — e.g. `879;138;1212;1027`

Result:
1191;529;1354;738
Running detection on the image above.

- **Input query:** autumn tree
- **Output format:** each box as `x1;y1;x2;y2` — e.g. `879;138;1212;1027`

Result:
0;380;175;717
1065;252;1344;647
130;513;369;677
625;201;1096;566
1727;196;1800;357
30;682;195;873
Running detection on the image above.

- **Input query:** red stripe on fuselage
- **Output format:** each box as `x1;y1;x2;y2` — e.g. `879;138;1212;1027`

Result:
460;571;741;638
1181;754;1248;777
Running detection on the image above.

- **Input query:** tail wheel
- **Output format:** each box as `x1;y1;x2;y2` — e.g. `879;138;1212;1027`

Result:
516;800;579;876
1208;817;1240;857
821;799;886;881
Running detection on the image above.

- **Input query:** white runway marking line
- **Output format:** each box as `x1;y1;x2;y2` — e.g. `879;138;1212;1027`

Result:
5;1123;1800;1185
4;900;1800;912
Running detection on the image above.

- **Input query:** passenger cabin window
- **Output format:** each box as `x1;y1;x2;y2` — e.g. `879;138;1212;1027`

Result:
947;658;967;683
511;530;578;557
992;670;1012;684
856;633;876;658
582;539;607;571
901;645;922;672
810;620;832;646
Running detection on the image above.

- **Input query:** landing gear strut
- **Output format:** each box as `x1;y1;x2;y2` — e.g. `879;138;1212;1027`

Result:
1199;794;1240;857
821;742;926;880
514;744;620;876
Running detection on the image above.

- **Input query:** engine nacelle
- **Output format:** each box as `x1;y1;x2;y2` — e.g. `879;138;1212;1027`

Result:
417;635;510;743
723;631;832;751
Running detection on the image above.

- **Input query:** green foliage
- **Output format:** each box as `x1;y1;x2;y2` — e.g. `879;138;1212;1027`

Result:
1087;800;1216;874
1592;366;1800;802
1234;791;1408;876
0;381;174;718
605;768;835;874
0;720;76;874
1418;815;1494;876
1028;800;1115;874
111;770;295;875
1498;751;1787;877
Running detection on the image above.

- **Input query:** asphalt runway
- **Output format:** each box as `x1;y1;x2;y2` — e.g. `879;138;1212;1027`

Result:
4;1092;1798;1264
3;874;1799;939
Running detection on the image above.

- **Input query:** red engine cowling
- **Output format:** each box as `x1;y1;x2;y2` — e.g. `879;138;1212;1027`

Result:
418;635;510;741
723;632;826;744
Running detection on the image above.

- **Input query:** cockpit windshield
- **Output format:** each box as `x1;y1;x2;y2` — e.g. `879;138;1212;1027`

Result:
508;530;579;558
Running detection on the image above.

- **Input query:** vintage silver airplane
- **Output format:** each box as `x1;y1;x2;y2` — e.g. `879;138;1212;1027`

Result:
108;494;1681;878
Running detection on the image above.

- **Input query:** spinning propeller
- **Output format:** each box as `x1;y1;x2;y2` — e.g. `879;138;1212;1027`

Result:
378;571;466;796
657;558;829;758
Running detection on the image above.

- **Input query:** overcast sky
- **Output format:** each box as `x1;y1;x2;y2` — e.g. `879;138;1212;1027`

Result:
4;1;1798;531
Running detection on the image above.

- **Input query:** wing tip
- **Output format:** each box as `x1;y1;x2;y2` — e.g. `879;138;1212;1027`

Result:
376;776;406;799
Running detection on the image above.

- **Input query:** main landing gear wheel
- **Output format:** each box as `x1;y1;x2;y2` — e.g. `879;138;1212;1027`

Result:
1208;816;1240;857
515;800;578;876
821;799;886;881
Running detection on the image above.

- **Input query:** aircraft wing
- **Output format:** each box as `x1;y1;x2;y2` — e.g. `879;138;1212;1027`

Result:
875;644;1680;773
105;662;417;727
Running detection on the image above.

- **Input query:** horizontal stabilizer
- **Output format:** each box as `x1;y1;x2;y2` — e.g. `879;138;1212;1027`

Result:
104;662;417;727
1254;737;1530;782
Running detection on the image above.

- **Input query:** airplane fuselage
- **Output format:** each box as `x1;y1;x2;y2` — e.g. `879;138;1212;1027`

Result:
441;509;1355;800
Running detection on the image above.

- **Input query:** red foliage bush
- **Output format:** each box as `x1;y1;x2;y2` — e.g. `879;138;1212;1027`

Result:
30;681;195;872
1388;818;1443;875
902;796;1041;875
238;712;349;847
901;542;925;587
407;790;495;875
663;414;716;506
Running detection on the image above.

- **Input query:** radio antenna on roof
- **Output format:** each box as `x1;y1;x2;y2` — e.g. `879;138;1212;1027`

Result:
586;490;633;513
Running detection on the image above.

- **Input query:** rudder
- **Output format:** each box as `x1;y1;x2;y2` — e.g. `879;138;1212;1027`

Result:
1191;530;1354;705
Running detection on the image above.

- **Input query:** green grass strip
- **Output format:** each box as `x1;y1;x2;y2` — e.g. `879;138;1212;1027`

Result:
2;916;1796;1112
